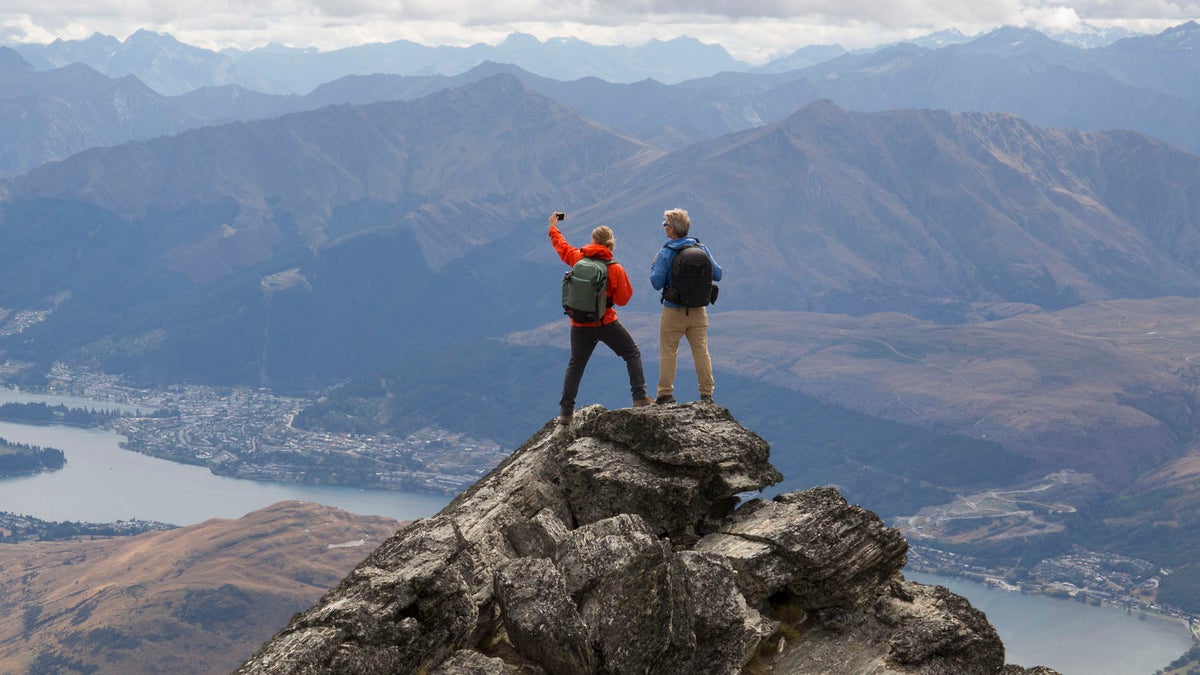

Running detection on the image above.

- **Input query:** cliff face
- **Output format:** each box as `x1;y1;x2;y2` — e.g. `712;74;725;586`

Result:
238;404;1056;674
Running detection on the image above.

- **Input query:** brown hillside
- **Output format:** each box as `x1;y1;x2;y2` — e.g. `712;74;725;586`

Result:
0;501;403;675
704;299;1200;487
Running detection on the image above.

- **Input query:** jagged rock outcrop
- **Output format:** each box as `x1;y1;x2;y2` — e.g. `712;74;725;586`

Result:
238;404;1057;674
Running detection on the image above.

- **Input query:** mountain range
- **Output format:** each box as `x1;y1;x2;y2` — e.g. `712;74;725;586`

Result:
9;29;747;95
2;22;1197;180
4;77;1200;386
4;23;1153;96
9;30;287;95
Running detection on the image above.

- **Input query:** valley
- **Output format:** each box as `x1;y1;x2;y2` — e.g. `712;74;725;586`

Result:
10;296;1200;628
3;21;1200;670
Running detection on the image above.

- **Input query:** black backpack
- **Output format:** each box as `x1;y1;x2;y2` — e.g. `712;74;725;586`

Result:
662;243;717;309
561;257;614;323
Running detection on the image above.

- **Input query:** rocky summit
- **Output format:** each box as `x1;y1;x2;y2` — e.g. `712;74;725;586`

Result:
237;403;1057;674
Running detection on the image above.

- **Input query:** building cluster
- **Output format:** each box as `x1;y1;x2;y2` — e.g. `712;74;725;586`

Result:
46;365;510;496
909;546;1199;636
1030;551;1162;599
0;511;174;542
0;307;52;337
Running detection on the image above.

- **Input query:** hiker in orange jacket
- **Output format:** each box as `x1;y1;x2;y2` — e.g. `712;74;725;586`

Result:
549;212;654;425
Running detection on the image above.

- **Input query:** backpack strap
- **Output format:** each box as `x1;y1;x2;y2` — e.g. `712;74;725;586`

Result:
585;256;617;321
602;259;616;309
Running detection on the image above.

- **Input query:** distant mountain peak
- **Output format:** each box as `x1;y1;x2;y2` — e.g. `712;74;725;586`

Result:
1160;20;1200;48
499;32;542;48
653;35;703;46
126;28;180;44
981;25;1055;44
903;27;971;48
0;46;33;71
463;60;528;77
1038;22;1142;48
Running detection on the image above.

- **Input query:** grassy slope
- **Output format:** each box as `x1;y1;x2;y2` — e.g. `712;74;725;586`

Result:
0;501;403;674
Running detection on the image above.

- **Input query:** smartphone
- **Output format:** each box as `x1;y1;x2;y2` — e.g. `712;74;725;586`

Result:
555;212;565;221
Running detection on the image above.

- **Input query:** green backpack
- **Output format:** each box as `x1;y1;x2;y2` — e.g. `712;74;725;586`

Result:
561;257;613;323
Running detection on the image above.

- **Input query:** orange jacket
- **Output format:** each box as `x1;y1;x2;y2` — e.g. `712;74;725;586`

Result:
550;223;632;327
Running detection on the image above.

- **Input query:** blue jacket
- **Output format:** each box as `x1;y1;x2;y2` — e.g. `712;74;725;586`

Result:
650;237;724;308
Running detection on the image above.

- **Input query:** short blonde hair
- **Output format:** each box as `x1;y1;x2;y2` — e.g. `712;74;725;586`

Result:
592;225;615;250
663;208;690;237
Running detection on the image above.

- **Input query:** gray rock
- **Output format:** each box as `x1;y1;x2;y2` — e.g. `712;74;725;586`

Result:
561;404;781;545
237;404;1057;675
493;558;592;675
431;650;510;674
676;550;775;674
696;487;909;607
554;513;660;597
768;578;1010;674
576;534;696;673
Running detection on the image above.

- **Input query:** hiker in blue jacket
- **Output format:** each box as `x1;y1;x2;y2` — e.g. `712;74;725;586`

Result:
650;208;724;405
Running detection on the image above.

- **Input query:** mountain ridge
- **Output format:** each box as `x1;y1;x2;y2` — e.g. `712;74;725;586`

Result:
6;73;653;268
9;23;1182;97
4;91;1200;386
0;49;201;178
3;22;1197;181
587;100;1200;317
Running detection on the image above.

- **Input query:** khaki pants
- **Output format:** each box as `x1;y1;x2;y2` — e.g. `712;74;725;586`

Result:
657;306;714;398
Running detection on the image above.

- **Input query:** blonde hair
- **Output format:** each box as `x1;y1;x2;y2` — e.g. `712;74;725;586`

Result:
663;208;691;237
592;225;615;250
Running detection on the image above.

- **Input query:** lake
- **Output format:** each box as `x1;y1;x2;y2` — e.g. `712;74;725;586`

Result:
0;413;449;525
907;571;1195;675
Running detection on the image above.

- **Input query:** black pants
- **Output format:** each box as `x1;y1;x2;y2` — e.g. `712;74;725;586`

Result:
559;319;647;414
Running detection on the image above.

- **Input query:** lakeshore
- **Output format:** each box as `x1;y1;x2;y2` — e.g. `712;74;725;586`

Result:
0;416;450;524
1;376;508;497
908;570;1196;674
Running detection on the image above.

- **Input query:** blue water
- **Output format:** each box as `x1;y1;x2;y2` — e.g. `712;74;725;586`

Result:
0;419;449;525
907;571;1195;675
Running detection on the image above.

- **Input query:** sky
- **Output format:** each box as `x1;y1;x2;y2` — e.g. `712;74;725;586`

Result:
0;0;1197;63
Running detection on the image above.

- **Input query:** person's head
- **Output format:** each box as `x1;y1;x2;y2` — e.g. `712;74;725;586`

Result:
592;225;615;250
663;208;690;238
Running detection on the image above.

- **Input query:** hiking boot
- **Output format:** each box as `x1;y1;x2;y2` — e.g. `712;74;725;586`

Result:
633;397;654;407
700;394;715;405
655;395;676;405
557;411;573;425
